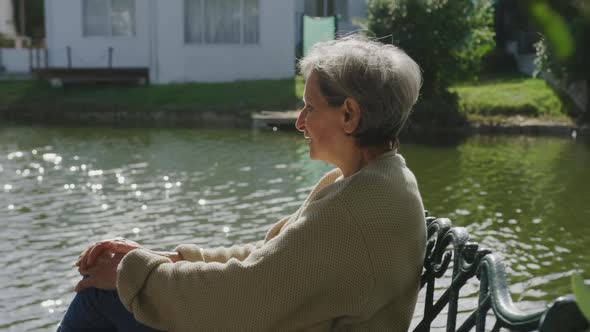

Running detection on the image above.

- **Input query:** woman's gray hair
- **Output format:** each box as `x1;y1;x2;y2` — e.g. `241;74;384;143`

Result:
299;34;422;148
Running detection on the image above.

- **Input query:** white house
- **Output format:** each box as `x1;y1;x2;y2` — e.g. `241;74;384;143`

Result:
44;0;296;83
0;0;17;38
294;0;367;57
296;0;367;36
0;0;28;73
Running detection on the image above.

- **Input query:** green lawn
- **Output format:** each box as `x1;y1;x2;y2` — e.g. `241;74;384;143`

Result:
0;78;304;115
450;75;569;124
0;74;569;125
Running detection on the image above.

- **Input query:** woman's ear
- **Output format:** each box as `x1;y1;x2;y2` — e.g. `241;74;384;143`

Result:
342;98;361;134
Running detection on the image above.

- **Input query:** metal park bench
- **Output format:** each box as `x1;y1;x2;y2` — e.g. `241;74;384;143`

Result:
412;215;589;332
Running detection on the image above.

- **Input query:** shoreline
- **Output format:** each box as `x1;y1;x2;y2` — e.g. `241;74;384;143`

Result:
1;108;587;138
0;108;252;128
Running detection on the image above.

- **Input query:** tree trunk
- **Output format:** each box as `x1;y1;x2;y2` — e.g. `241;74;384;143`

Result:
19;0;25;37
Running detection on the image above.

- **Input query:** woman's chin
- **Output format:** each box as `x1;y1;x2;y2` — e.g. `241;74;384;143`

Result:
308;151;319;161
308;151;326;163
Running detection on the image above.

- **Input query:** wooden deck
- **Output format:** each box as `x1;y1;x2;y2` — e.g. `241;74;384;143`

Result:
251;110;299;129
33;68;149;86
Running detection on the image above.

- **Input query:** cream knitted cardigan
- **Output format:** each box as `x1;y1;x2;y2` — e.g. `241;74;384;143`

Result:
117;151;426;331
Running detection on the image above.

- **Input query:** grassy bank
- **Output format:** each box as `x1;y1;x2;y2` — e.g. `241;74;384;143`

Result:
0;75;570;125
0;77;304;115
450;75;571;125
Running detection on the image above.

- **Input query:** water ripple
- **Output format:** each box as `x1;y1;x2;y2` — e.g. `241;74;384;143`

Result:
1;128;589;331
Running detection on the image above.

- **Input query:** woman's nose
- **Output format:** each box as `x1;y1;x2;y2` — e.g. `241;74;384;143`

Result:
295;109;306;132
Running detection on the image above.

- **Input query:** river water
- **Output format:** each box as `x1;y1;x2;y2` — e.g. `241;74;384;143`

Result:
0;126;588;331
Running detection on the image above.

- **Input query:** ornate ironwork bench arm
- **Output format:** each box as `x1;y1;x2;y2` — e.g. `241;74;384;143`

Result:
413;216;589;332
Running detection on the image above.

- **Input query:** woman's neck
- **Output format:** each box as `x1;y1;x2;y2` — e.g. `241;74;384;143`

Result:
339;143;393;177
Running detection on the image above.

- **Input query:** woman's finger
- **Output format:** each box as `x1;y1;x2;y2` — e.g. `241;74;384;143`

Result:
85;242;114;268
75;255;119;292
77;238;139;269
81;243;101;269
75;245;94;267
79;247;93;269
78;264;88;275
75;251;85;267
88;240;139;267
80;240;110;267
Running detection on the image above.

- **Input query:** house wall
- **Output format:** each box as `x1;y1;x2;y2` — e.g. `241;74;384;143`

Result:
44;0;295;83
44;0;150;68
0;0;17;37
0;48;44;72
153;0;295;83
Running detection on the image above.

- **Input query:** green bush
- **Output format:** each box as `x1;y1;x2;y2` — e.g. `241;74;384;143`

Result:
367;0;495;94
410;90;465;126
532;0;589;123
0;33;15;48
572;274;590;322
367;0;495;125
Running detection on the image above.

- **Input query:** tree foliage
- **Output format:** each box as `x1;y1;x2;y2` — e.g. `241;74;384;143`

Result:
532;0;590;122
572;274;590;322
367;0;495;125
367;0;495;95
0;33;16;48
11;0;45;40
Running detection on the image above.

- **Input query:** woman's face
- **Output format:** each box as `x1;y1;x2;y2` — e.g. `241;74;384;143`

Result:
295;71;347;165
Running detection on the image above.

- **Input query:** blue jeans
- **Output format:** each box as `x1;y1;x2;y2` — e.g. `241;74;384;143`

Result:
58;288;164;332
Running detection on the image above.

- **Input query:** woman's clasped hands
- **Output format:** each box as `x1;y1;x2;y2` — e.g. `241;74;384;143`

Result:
74;238;141;292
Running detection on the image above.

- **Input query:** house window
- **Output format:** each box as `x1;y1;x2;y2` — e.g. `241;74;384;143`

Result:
83;0;136;37
305;0;348;20
185;0;260;44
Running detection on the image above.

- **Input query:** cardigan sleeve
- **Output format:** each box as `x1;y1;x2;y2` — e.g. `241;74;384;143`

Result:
173;216;290;263
173;242;262;263
116;204;373;331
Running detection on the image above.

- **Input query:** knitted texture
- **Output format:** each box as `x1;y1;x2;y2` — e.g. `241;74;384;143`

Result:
117;151;426;331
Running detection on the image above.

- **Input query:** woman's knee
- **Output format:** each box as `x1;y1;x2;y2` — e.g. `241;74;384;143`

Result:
59;288;115;331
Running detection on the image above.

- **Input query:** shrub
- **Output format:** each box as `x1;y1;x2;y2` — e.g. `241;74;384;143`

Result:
532;0;590;123
367;0;495;125
572;274;590;322
0;33;15;48
367;0;495;94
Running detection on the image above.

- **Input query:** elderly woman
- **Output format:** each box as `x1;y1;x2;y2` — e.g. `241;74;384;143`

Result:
59;35;426;332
